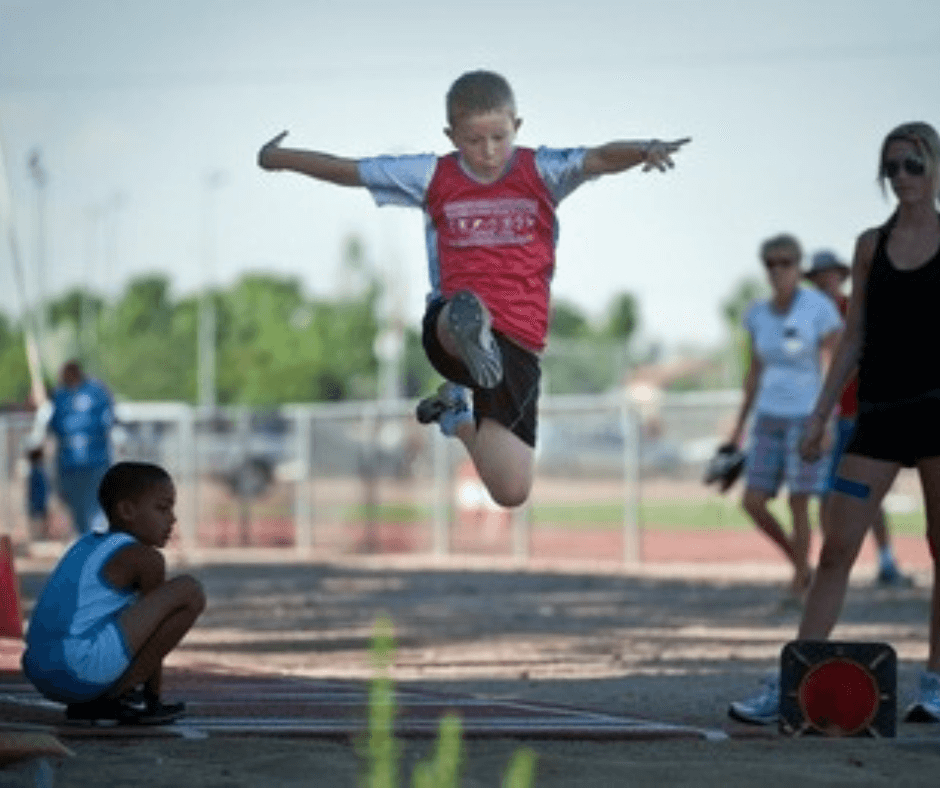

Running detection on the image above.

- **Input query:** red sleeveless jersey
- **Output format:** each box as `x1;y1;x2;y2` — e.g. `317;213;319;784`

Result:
425;148;557;351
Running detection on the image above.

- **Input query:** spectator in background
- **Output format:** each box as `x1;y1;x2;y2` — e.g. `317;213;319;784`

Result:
730;120;940;726
33;360;115;536
25;445;50;540
726;234;842;601
804;250;912;587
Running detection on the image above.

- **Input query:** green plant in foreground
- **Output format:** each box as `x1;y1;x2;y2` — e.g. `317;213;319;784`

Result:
360;617;537;788
362;616;400;788
410;712;462;788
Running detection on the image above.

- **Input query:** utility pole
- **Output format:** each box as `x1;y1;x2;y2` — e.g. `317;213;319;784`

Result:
27;150;47;376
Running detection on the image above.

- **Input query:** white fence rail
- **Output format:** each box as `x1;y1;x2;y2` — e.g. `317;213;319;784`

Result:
2;390;743;565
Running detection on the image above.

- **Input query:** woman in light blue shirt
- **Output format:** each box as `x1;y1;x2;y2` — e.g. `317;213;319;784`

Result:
727;234;842;600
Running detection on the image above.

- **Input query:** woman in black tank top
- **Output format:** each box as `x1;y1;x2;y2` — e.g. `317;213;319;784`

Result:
728;122;940;726
856;214;940;405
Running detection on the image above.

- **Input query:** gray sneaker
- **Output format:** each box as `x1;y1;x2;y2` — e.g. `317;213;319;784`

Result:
905;671;940;723
728;673;780;725
445;291;503;389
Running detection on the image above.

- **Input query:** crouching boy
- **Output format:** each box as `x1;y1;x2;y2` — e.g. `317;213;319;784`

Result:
22;461;205;724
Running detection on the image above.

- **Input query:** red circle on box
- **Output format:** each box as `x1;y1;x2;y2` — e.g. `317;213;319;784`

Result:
798;658;879;735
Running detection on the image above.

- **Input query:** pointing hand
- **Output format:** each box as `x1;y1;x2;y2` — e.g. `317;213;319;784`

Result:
642;137;691;172
258;131;289;170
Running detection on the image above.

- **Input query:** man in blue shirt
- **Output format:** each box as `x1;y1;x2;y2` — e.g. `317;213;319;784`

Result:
45;360;115;536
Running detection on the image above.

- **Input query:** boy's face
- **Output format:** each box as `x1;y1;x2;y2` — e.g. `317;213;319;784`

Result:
446;107;521;183
120;480;176;548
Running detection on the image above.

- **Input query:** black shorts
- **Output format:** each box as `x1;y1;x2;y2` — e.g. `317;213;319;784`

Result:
422;298;540;447
846;392;940;467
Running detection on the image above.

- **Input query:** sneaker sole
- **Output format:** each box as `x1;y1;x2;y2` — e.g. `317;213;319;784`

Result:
128;710;185;726
877;576;915;589
904;703;940;723
446;292;502;389
727;703;778;726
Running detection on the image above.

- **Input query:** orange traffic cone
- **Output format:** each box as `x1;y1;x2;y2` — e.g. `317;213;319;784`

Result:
0;535;23;639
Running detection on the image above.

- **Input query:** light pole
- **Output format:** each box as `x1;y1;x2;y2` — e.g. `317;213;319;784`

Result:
27;150;47;374
198;170;225;412
81;204;101;362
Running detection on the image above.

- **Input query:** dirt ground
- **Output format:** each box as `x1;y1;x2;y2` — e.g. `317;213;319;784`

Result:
4;544;940;788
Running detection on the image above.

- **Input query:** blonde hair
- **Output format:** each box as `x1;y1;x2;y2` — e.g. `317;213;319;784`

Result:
446;70;516;128
878;121;940;202
759;233;802;263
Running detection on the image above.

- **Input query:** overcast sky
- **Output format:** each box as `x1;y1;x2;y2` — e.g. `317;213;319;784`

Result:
1;0;938;352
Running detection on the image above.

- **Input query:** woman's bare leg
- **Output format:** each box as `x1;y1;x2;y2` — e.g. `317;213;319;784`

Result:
742;488;797;563
917;457;940;673
798;455;899;640
788;492;813;593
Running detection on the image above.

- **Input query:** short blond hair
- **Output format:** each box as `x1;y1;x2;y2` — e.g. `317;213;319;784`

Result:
878;121;940;201
446;70;516;127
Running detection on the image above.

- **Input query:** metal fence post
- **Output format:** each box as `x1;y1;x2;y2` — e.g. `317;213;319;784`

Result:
177;406;197;556
512;500;531;561
291;406;313;556
432;430;449;557
621;396;641;566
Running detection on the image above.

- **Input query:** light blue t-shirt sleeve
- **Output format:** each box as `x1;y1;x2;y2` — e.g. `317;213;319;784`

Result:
815;292;843;336
358;154;438;208
534;146;593;203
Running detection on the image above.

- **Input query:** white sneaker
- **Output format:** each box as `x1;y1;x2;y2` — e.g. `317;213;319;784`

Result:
728;673;780;725
905;671;940;723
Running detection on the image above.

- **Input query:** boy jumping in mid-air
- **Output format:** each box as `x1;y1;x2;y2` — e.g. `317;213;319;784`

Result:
259;70;689;507
22;462;205;724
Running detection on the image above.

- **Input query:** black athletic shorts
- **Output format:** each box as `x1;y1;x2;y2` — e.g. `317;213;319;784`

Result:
421;298;540;447
846;391;940;468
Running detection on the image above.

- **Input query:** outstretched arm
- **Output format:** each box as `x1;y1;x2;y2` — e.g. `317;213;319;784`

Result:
257;131;362;187
582;137;690;177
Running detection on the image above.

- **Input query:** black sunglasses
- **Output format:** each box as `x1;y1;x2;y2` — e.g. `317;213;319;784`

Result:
883;157;926;178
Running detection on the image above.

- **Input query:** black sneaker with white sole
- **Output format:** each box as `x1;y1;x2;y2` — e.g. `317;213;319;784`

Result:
416;382;471;437
66;695;185;726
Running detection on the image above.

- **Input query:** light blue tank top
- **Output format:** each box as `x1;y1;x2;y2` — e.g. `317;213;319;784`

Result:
26;531;138;644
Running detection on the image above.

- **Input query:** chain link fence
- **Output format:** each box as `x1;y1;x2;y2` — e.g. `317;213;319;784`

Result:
2;390;744;565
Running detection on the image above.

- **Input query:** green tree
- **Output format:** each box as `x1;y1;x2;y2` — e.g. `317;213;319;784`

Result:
543;292;639;394
215;273;380;405
549;299;590;339
26;235;396;405
402;327;436;398
602;292;639;341
97;276;196;401
722;278;765;328
721;277;766;386
0;314;32;404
